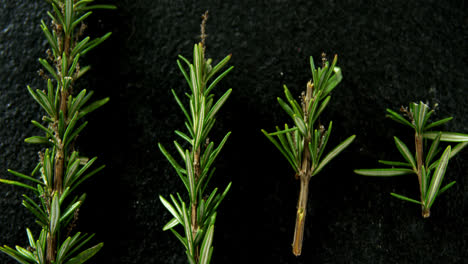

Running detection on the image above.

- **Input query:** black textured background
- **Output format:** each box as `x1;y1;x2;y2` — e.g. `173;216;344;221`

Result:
1;0;468;263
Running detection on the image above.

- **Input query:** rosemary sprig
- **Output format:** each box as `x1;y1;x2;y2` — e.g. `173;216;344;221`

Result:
159;11;233;264
262;54;355;256
0;1;115;263
355;102;468;217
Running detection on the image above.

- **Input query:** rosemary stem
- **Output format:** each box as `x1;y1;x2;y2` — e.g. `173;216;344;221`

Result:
415;133;430;218
292;176;310;256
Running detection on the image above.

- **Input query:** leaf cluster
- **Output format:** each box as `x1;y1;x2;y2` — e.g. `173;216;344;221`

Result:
159;43;233;264
355;102;468;214
0;1;114;263
262;55;355;179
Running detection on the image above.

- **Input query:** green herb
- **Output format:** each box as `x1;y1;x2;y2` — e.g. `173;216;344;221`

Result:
159;11;233;264
0;1;115;263
262;53;355;256
355;102;468;217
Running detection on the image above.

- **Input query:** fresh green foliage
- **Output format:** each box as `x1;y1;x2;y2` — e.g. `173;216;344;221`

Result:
355;102;468;217
159;42;233;264
0;1;114;263
262;54;355;256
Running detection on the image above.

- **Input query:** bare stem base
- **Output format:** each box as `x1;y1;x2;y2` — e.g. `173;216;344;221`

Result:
292;178;310;256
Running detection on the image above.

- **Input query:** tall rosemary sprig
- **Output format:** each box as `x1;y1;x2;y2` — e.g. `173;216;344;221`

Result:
355;102;468;217
0;1;115;263
262;54;355;256
158;12;234;264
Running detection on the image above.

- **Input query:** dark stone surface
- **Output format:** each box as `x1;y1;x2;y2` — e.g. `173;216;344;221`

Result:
1;0;467;263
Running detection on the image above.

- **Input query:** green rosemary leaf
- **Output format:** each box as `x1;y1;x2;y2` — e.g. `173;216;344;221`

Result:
175;130;193;145
68;53;81;76
390;193;422;205
208;182;231;216
159;196;182;226
44;149;53;187
174;141;186;161
50;193;60;235
159;143;185;173
22;197;48;225
163;218;180;231
31;120;54;139
377;160;412;167
194;99;206;150
199;224;214;264
15;246;36;262
37;230;47;263
80;32;112;55
60;201;82;223
71;11;92;31
186;251;196;264
423;131;468;142
40;20;58;55
71;37;90;58
262;129;298;172
354;168;414;177
293;115;307;136
425;132;441;166
393;136;416;170
426;146;451;208
63;112;79;146
64;233;96;261
200;168;216;199
317;121;333;160
424;117;453;131
64;0;73;34
416;102;429;133
268;126;298;136
206;54;231;82
205;66;234;96
170;229;188;250
312;95;331;125
24;136;50;145
67;157;97;187
450;142;468;158
181;202;194;255
385;109;413;128
64;243;103;264
170;194;183;216
27;86;55;118
282;85;295;107
186;149;196;202
421;165;428;199
78;97;109;119
313;135;355;176
7;169;43;185
206;88;232;122
275;126;296;162
177;59;193;91
56;236;72;264
0;246;31;264
437;181;456;197
69;165;105;193
59;187;71;205
52;3;65;25
82;5;117;11
277;97;295;119
65;121;88;147
63;159;80;187
310;62;318;89
203;132;231;175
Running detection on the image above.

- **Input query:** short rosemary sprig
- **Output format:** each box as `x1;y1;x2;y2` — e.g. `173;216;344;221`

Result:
158;12;233;264
355;102;468;217
262;54;355;256
0;1;115;263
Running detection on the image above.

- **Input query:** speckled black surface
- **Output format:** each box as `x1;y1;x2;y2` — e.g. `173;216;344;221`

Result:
1;0;468;263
